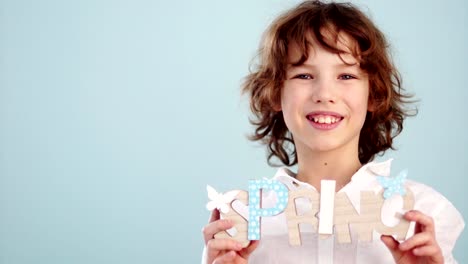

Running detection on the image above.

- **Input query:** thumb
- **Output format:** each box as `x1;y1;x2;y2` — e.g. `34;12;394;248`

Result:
381;235;403;260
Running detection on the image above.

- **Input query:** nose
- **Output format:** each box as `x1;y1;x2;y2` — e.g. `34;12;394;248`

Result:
311;79;336;104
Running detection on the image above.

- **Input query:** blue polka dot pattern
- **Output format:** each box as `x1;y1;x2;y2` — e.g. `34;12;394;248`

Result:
248;179;289;240
376;169;408;199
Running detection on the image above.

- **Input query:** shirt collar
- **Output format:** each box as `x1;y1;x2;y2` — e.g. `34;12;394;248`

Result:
272;158;394;213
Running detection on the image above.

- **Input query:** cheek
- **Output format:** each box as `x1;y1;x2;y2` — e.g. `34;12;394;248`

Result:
357;93;370;121
281;83;308;106
281;92;303;118
280;87;294;112
280;87;304;127
345;89;369;116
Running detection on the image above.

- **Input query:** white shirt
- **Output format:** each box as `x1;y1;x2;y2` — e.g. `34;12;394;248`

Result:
202;159;465;264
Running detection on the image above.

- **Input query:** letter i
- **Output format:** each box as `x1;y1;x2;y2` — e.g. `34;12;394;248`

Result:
318;180;336;235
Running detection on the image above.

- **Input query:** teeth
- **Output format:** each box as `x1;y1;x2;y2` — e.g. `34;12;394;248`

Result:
310;115;341;124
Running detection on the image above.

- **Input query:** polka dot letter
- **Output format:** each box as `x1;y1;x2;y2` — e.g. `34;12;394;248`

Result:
248;179;289;240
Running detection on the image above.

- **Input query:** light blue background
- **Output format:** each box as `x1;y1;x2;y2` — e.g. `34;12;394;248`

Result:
1;0;466;263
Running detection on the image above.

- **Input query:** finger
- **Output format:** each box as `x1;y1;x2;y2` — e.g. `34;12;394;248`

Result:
381;235;403;260
209;209;220;223
399;232;432;251
207;238;243;254
213;251;236;264
412;245;442;257
203;219;234;244
239;240;260;259
405;210;435;234
381;235;399;251
203;209;221;243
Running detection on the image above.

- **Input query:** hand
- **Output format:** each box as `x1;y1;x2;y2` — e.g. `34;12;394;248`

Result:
202;209;259;264
381;210;443;264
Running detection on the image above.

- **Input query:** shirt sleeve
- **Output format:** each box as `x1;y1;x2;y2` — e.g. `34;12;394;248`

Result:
410;181;465;263
432;197;464;263
201;246;207;264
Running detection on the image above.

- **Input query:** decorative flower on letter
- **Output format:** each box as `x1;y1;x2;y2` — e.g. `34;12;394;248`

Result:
206;185;239;214
377;169;408;199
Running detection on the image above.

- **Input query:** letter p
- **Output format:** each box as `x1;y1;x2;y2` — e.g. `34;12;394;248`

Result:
248;179;288;240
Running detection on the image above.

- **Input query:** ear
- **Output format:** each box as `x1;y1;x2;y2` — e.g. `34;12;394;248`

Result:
272;102;282;112
271;95;282;112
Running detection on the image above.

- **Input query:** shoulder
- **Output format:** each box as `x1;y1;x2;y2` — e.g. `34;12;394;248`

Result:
406;180;465;259
406;180;462;218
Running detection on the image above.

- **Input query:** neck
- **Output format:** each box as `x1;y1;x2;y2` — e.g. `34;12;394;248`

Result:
295;145;362;192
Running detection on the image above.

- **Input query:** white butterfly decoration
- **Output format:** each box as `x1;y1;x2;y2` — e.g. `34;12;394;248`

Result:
206;185;239;214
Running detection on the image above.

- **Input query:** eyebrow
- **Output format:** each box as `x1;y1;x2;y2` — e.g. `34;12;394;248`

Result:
287;62;360;70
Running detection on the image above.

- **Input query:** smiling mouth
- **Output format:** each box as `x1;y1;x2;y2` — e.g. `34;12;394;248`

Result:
306;115;343;124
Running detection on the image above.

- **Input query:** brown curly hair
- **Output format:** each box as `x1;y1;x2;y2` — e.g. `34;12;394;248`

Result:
242;1;416;166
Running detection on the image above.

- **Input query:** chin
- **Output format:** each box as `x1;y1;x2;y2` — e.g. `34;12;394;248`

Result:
308;143;342;153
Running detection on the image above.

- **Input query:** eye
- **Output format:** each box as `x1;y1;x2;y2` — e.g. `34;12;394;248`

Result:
339;74;356;80
293;74;313;80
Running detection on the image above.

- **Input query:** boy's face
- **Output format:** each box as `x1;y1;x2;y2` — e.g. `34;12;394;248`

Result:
279;31;370;157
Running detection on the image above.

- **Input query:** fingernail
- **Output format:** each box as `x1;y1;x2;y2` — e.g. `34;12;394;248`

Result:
236;243;243;250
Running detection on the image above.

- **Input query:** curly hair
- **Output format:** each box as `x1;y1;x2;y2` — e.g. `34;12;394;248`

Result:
242;0;416;166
